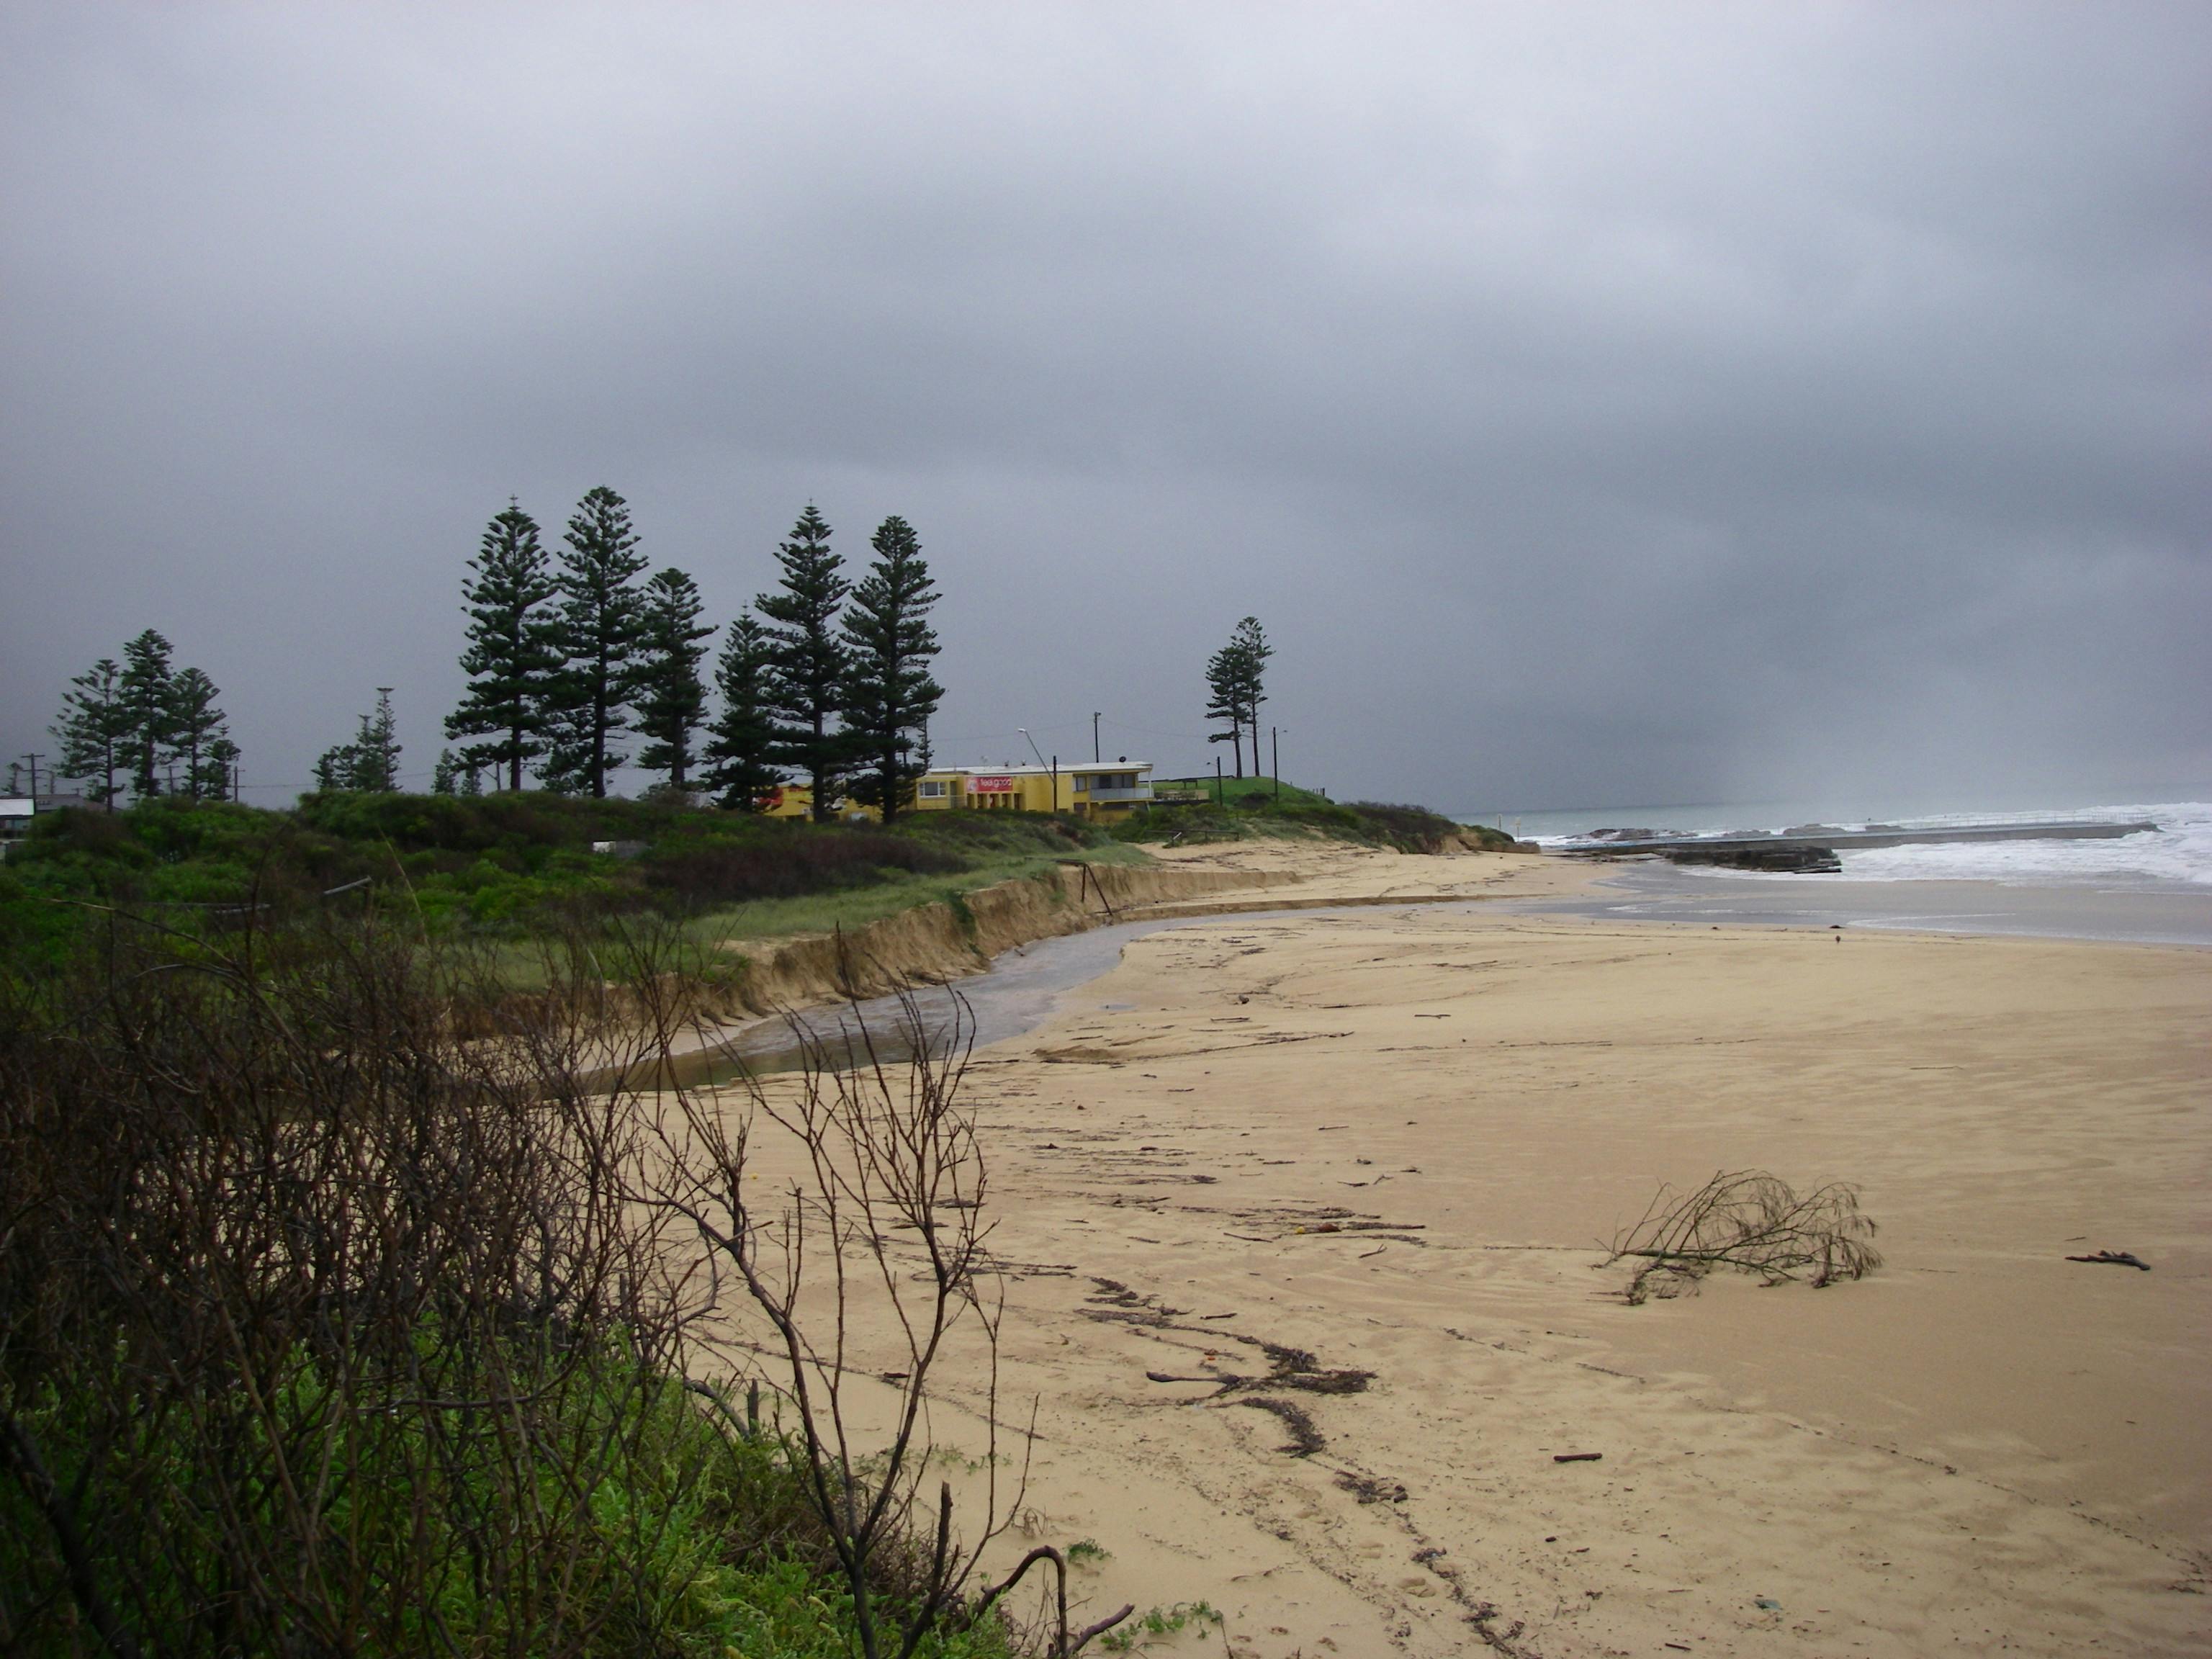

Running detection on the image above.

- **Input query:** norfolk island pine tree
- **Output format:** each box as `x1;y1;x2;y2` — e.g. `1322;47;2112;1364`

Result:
840;514;943;823
164;666;230;801
1204;616;1272;780
703;613;782;811
358;688;403;791
634;567;716;791
757;504;852;822
547;487;649;798
446;501;562;790
313;688;403;792
1204;634;1246;778
199;734;239;801
119;629;176;799
50;657;129;807
1229;614;1273;773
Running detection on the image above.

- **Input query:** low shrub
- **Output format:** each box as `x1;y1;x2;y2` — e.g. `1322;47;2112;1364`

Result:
0;798;1124;966
645;829;964;908
0;909;1018;1658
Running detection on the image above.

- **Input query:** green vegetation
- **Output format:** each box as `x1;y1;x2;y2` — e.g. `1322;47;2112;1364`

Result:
1112;782;1519;854
1100;1601;1224;1652
0;793;1141;975
0;893;1035;1657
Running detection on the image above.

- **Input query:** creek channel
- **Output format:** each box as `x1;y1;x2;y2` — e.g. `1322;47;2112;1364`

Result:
647;913;1211;1089
647;902;1443;1088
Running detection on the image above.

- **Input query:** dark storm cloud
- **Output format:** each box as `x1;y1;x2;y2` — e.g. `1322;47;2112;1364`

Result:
4;2;2207;811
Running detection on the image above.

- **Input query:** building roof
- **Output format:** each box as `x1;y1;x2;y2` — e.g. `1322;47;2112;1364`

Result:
929;760;1150;776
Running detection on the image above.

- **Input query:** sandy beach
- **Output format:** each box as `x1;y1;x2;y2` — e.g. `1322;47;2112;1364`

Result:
708;842;2212;1657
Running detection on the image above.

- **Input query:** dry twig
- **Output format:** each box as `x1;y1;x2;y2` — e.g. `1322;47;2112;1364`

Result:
642;948;1122;1658
1604;1169;1881;1304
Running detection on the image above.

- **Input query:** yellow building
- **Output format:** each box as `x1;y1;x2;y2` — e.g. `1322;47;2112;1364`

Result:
914;761;1153;819
755;761;1154;822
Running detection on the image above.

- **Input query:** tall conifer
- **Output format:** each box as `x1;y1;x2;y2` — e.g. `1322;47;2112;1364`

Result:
315;688;402;791
1203;616;1272;779
165;666;230;800
840;516;943;822
120;630;176;799
1204;641;1246;777
354;689;403;791
634;567;716;791
757;505;851;822
544;487;649;798
201;736;239;802
447;501;562;790
1228;616;1272;773
703;615;781;811
51;657;130;808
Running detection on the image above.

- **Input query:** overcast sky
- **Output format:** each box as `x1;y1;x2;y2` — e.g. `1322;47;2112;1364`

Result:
4;2;2207;816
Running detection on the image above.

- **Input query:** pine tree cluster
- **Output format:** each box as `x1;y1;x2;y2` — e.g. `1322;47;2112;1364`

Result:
315;689;405;793
440;493;944;819
42;496;947;817
1205;616;1274;779
50;629;237;806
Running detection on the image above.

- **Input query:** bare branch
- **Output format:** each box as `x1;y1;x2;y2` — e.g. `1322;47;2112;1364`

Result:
1604;1170;1881;1304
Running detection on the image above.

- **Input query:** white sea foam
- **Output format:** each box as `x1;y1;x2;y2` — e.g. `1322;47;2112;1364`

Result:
1642;804;2212;891
1826;803;2212;889
1527;801;2212;891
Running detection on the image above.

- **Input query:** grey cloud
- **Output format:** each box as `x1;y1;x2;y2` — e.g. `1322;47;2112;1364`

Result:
3;2;2206;813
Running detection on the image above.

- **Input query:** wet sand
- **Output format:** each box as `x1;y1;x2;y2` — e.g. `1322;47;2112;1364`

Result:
699;844;2212;1656
1523;856;2212;950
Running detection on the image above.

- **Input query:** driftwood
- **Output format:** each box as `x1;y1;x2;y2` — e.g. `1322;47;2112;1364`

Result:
1605;1170;1881;1305
2066;1249;2151;1271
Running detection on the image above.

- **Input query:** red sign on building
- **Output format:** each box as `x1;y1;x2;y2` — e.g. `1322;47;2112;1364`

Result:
970;775;1015;793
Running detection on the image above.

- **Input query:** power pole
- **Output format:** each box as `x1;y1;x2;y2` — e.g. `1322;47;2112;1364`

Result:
1271;727;1279;800
23;752;43;801
1092;711;1101;763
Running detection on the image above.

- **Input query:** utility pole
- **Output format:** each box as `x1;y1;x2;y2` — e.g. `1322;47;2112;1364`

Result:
1271;728;1279;800
23;752;43;801
1051;755;1058;814
1092;711;1102;763
1214;754;1223;806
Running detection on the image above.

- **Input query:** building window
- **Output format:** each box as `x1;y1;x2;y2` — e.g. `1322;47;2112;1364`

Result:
918;779;948;799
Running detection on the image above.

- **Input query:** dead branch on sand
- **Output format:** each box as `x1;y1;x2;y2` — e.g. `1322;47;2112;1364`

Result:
1604;1170;1881;1305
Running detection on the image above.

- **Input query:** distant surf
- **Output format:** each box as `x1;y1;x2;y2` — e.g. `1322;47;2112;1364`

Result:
1493;800;2212;948
1509;800;2210;893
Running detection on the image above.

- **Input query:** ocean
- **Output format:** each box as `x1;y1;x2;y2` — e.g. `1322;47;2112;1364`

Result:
1473;797;2212;948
